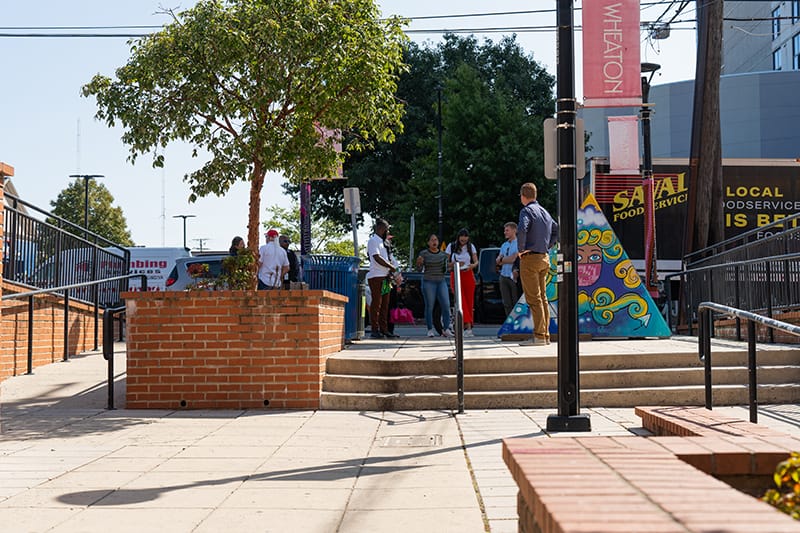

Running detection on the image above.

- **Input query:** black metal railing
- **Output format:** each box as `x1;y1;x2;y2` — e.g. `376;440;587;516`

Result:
697;301;800;423
666;251;800;338
685;212;800;267
4;192;131;307
453;264;464;414
1;274;146;374
103;305;126;410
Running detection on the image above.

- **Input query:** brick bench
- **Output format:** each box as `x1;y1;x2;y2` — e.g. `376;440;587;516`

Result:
503;407;800;533
503;436;800;533
635;405;789;438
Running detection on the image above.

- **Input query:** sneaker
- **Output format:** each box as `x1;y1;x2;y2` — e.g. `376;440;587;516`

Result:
442;328;454;338
427;329;436;338
463;329;474;337
519;337;548;346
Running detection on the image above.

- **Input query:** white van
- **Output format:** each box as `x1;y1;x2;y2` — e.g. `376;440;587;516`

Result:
32;246;190;304
125;247;191;292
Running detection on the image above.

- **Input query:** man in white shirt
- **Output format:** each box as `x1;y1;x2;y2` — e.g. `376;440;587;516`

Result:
366;218;397;339
258;229;289;289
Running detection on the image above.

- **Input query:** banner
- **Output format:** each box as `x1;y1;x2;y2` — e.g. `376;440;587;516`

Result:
607;115;640;173
583;0;641;108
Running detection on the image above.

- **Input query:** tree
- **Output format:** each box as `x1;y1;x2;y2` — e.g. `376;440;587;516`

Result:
48;179;134;246
82;0;407;285
287;34;555;254
262;203;364;259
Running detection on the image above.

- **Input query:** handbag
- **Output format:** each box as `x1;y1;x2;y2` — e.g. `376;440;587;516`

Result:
390;307;415;324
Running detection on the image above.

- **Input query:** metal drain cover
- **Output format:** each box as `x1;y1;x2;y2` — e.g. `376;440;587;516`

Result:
380;435;443;447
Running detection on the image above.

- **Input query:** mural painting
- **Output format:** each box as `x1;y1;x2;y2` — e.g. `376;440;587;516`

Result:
497;194;671;338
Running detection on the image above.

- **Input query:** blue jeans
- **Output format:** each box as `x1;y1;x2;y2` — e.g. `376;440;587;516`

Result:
422;278;451;331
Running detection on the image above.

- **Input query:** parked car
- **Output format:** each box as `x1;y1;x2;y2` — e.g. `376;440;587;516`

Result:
165;255;228;291
474;247;507;324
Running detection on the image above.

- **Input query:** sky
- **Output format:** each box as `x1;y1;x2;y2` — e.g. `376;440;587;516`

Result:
0;1;697;251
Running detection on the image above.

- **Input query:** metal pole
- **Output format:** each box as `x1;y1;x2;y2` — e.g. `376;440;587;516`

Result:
27;295;34;374
747;320;757;423
454;264;464;414
640;64;660;298
546;0;590;432
437;86;444;241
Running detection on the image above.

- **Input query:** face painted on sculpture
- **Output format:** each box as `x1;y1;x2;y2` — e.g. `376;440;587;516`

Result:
577;244;603;287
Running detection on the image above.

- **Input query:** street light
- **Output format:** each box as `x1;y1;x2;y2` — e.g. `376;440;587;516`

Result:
68;174;104;234
173;214;196;249
436;85;444;242
640;62;661;298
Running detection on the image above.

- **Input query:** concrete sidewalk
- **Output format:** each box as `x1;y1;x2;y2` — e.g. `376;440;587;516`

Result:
1;333;798;533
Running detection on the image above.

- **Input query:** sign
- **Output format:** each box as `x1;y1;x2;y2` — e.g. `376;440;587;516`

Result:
343;187;361;215
593;159;800;261
544;118;586;179
582;0;641;108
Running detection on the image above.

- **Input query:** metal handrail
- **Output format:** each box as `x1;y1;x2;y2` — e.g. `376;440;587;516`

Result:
453;264;464;414
665;251;800;334
1;274;146;374
697;301;800;423
685;211;800;265
103;306;126;410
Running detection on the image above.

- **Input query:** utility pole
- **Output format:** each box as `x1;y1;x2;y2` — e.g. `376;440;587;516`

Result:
173;214;196;249
546;0;590;432
192;238;209;252
685;0;724;255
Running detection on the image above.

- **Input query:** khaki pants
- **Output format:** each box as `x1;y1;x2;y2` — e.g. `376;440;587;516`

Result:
520;253;550;341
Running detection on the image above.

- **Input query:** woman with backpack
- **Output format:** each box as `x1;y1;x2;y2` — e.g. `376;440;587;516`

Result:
445;228;478;337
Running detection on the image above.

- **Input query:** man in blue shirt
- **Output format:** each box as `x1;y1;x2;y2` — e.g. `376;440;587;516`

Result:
516;182;558;346
496;222;520;317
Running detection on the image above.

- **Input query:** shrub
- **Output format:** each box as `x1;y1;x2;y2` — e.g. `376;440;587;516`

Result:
762;451;800;520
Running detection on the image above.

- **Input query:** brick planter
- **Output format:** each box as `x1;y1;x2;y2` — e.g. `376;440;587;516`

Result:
124;289;347;410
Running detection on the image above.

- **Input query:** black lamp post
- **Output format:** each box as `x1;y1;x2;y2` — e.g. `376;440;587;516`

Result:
173;214;196;249
69;174;103;235
640;62;661;298
546;0;591;433
436;85;444;242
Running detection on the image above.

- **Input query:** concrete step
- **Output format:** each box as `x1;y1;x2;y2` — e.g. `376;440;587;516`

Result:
320;383;800;411
323;366;800;394
325;349;800;376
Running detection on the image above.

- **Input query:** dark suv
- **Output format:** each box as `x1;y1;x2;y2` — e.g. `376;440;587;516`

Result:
474;247;507;323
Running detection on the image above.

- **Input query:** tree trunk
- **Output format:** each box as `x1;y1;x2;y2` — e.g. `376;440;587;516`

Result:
685;0;725;255
247;160;266;290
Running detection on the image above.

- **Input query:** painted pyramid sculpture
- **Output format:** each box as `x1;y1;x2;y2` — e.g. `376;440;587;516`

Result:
497;194;671;338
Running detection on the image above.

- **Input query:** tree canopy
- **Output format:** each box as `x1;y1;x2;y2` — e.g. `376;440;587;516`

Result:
48;179;134;246
82;0;408;267
288;34;556;255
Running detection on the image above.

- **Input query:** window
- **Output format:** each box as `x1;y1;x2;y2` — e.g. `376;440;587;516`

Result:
773;7;781;40
795;34;800;70
774;48;783;70
794;1;799;24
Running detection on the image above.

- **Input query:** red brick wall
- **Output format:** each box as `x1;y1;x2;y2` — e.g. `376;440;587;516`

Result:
0;282;98;380
124;289;347;410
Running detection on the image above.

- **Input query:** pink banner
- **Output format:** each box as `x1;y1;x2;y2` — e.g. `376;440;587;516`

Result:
607;115;639;173
582;0;641;108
